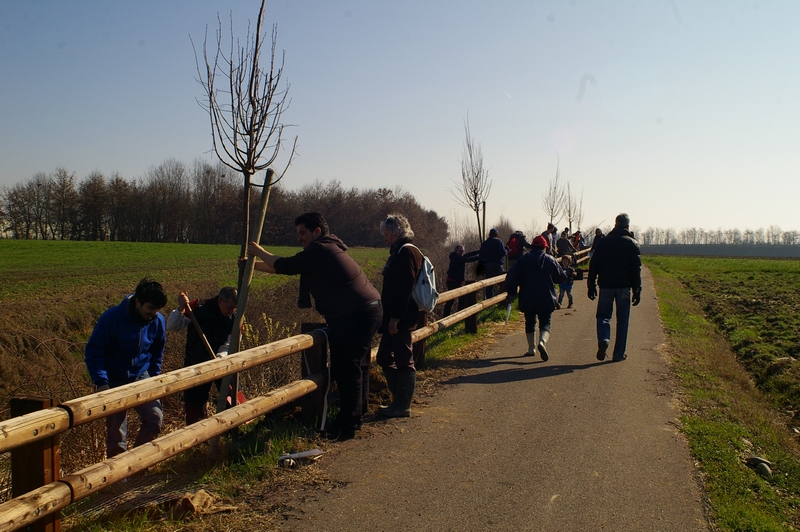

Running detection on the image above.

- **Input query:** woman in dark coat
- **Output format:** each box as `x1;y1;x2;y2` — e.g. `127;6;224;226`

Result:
505;235;567;361
443;244;480;316
376;214;423;418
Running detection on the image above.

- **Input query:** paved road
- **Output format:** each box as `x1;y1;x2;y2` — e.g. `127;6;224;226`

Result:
278;267;710;531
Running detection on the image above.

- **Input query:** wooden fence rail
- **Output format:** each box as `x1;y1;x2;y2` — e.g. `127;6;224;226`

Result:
0;274;518;531
1;248;590;531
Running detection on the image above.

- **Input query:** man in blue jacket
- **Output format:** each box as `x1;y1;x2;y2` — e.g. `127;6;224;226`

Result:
85;279;167;458
505;235;566;360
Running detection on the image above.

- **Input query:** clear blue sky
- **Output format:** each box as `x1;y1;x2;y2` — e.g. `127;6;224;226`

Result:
1;1;798;234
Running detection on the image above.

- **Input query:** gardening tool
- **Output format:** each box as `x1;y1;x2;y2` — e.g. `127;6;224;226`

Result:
184;304;246;406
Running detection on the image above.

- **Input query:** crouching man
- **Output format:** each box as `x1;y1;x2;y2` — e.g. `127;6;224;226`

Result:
167;287;238;425
85;279;167;458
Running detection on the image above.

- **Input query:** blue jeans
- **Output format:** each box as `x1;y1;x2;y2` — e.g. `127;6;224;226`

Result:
596;287;631;360
106;371;163;458
558;283;573;305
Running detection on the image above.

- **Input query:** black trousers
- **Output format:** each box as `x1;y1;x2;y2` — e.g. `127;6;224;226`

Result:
443;279;465;317
325;301;383;430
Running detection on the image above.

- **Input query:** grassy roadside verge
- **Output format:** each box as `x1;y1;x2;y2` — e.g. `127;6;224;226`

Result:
646;257;800;531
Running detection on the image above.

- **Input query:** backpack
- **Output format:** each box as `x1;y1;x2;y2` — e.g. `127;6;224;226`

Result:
402;244;439;312
506;234;521;259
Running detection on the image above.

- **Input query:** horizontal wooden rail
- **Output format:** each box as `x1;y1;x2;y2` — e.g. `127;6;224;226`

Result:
65;333;314;427
2;276;513;531
435;274;505;304
413;292;508;343
0;372;327;532
0;334;315;454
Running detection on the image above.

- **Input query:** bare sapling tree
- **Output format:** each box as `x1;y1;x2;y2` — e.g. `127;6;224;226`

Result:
451;117;492;246
541;153;565;226
193;0;297;406
193;0;297;271
564;182;584;232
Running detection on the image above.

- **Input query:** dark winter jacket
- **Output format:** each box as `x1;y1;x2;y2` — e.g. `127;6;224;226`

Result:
505;249;566;314
446;250;480;284
85;296;166;388
184;296;234;366
380;237;423;332
478;236;507;266
587;227;642;290
560;265;575;286
274;234;380;320
555;236;577;257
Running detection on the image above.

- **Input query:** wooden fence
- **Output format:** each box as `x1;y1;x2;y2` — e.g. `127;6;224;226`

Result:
0;248;590;531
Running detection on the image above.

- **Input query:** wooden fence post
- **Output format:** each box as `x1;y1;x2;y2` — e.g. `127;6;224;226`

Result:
299;324;328;425
413;312;428;370
10;396;61;532
463;281;478;334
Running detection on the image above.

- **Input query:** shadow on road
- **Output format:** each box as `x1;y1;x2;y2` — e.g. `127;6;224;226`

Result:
440;354;604;385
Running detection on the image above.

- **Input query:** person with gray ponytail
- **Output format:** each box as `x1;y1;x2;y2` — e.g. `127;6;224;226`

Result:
376;214;423;418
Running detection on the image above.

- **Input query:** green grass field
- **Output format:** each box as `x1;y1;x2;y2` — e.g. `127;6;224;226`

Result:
645;255;800;531
0;239;388;302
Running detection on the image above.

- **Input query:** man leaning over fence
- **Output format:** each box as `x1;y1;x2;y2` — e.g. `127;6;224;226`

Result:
248;212;382;442
84;278;167;458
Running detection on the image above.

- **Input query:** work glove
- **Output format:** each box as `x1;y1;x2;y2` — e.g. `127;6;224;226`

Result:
632;288;642;306
587;285;597;301
216;337;231;358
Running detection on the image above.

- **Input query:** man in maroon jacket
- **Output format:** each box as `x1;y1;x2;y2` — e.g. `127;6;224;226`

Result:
249;212;382;440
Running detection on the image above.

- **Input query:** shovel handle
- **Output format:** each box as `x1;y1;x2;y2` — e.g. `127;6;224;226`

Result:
184;305;218;362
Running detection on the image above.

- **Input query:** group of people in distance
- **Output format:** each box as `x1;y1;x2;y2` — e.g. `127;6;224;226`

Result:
83;211;641;457
446;215;641;363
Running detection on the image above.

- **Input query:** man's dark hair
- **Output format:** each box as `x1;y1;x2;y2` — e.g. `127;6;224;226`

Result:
218;286;238;304
134;278;167;308
615;213;631;229
294;212;330;235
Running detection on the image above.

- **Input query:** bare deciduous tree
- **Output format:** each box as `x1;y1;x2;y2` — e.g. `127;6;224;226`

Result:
193;0;297;263
78;172;108;241
564;182;584;233
541;154;565;226
193;0;298;381
51;168;79;240
451;117;491;246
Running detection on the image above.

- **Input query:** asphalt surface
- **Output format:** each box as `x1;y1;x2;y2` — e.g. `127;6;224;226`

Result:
277;267;710;531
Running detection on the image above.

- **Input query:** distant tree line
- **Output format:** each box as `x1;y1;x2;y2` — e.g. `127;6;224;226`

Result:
0;160;448;249
637;226;800;246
